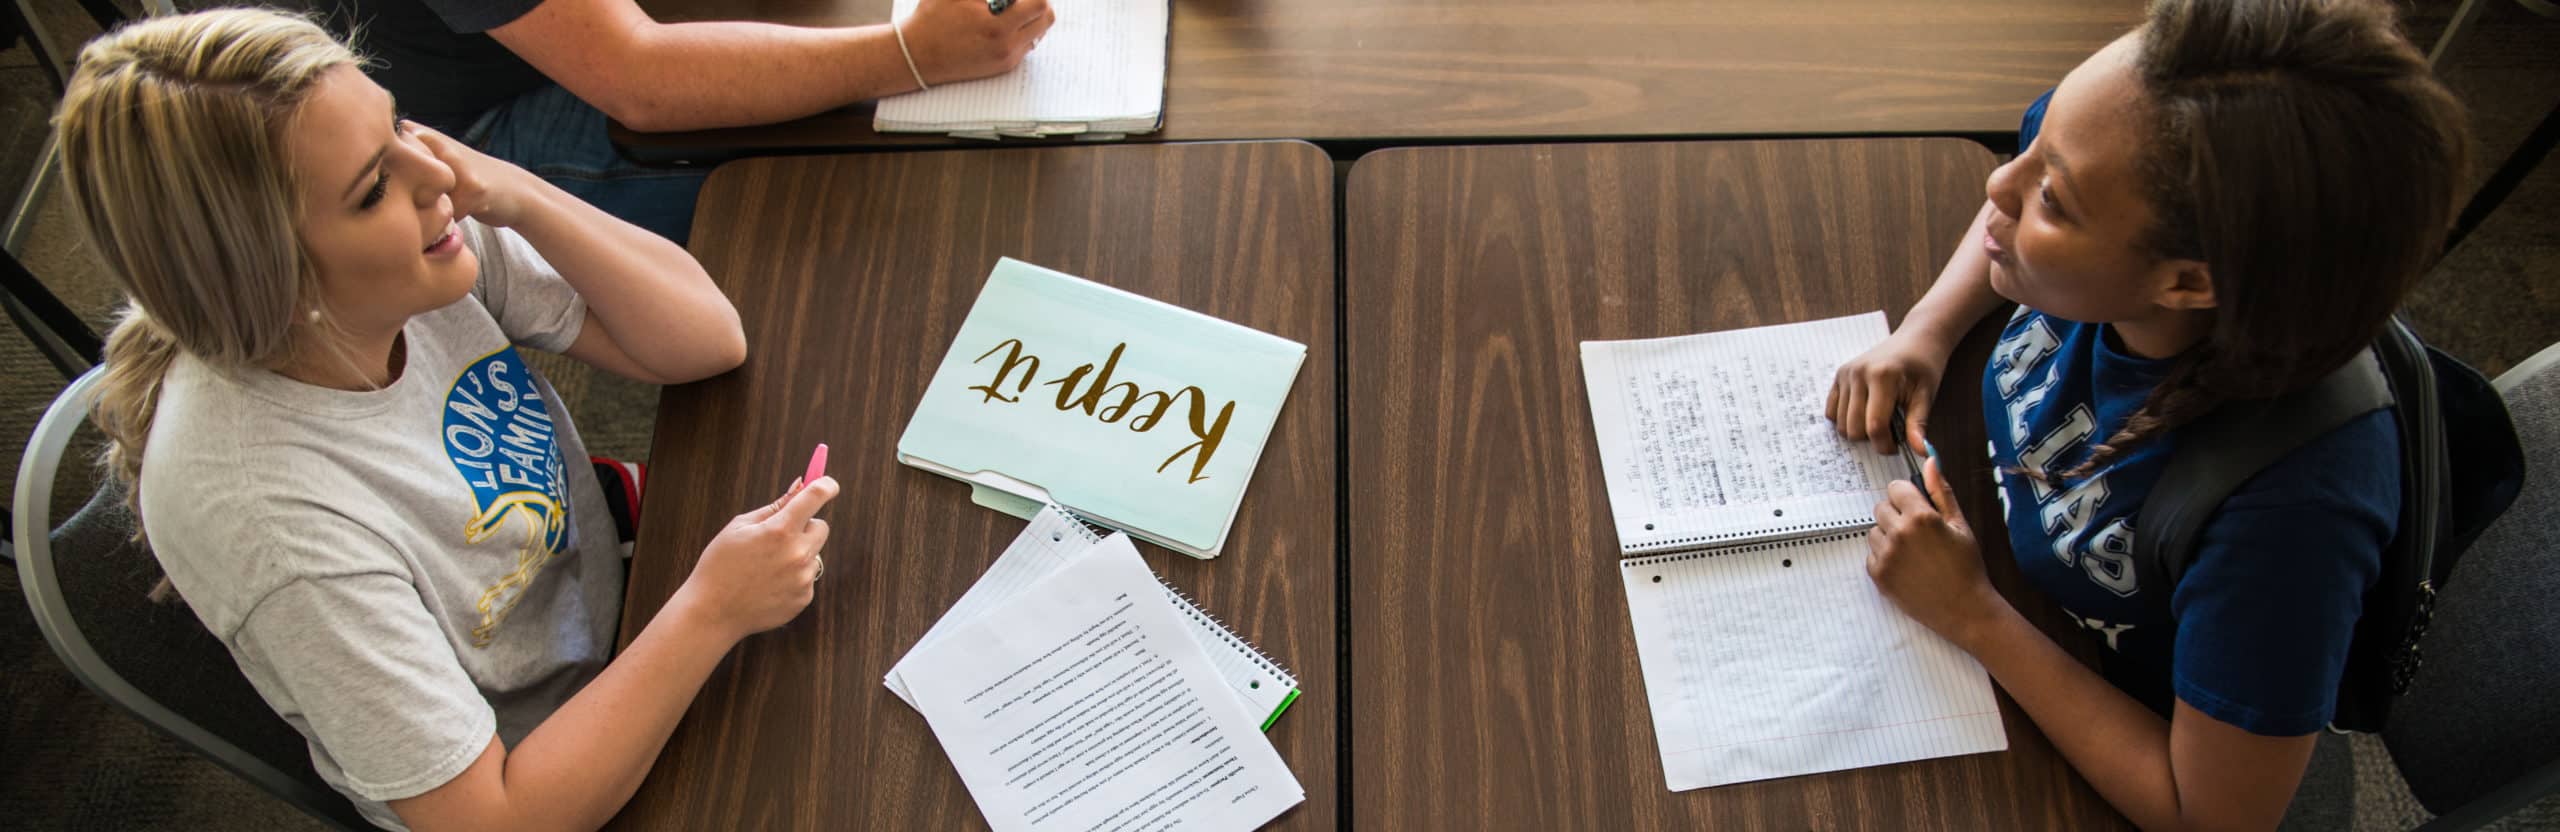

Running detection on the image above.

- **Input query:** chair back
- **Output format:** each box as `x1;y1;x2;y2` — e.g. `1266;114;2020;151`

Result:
14;367;374;830
2383;341;2560;826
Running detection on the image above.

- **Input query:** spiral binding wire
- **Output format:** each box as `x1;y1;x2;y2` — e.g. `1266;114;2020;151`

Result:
1162;583;1296;683
1046;503;1108;546
1045;503;1295;685
1623;529;1869;568
1624;517;1869;555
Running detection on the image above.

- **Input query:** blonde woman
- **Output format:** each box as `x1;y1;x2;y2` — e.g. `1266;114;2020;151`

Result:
55;9;838;830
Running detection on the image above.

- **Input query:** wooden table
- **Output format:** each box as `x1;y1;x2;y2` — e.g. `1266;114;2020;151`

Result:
617;0;2141;155
608;141;1338;830
1343;140;2125;829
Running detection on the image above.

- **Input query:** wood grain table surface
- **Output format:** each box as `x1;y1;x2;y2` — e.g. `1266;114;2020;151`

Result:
606;140;1337;830
615;0;2142;155
1343;139;2127;829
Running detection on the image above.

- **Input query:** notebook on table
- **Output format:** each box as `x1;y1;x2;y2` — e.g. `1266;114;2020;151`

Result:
897;257;1305;559
886;504;1301;731
1579;311;2008;792
875;0;1167;138
895;525;1304;832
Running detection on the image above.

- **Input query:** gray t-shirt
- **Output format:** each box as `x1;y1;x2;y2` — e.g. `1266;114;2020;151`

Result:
141;220;624;830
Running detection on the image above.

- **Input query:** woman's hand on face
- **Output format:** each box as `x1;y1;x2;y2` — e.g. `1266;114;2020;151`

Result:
1827;328;1950;455
1866;457;2005;647
678;476;840;643
407;122;546;229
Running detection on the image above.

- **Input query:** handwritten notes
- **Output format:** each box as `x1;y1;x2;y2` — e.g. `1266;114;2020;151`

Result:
1622;354;1873;512
1582;312;1907;553
900;535;1304;831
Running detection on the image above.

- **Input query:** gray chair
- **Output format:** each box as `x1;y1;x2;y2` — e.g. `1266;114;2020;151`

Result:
2380;340;2560;830
0;246;101;562
15;366;376;830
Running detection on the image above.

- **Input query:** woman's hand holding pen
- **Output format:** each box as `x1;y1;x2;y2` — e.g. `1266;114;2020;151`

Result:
903;0;1057;85
1866;457;2006;649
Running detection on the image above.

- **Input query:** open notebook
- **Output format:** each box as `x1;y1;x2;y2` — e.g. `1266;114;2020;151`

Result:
886;504;1301;731
875;0;1167;138
1580;312;2007;791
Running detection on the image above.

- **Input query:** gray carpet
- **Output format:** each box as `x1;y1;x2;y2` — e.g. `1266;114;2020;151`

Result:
4;1;2557;829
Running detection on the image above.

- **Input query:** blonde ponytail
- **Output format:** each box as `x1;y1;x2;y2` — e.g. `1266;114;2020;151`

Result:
50;8;359;531
91;306;186;513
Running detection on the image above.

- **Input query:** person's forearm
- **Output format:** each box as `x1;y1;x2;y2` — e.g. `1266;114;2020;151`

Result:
512;183;744;381
1958;603;2195;830
608;22;913;132
1900;202;2009;350
490;590;737;830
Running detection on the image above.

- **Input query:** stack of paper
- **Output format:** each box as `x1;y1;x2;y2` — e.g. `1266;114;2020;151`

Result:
892;507;1305;831
888;506;1301;728
875;0;1168;138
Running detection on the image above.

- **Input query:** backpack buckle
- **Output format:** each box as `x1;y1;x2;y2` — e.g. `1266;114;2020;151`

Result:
2390;580;2437;694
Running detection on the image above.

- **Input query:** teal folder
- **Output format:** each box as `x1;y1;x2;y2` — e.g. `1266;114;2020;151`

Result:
896;258;1306;558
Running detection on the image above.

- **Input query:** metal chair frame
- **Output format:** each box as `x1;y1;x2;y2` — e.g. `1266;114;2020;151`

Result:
15;367;375;831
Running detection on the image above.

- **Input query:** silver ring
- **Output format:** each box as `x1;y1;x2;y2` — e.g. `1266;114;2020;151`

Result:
813;555;825;580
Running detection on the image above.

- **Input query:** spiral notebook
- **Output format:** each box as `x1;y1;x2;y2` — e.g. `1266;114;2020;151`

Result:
874;0;1166;138
1580;312;2006;791
885;504;1300;730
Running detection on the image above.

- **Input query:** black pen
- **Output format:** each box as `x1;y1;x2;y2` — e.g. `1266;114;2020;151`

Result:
1891;405;1937;509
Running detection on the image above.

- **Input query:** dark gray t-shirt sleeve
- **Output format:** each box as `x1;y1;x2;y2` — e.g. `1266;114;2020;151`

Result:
418;0;548;34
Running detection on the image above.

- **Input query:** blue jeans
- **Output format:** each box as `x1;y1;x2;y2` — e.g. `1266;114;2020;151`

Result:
463;84;707;245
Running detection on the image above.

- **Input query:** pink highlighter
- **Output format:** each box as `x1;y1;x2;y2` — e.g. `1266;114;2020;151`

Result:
803;443;829;489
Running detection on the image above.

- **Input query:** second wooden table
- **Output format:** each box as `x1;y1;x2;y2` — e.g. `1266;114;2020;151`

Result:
1344;139;2125;829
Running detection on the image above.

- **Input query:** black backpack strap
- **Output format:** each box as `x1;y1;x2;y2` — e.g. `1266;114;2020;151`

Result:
2133;347;2396;592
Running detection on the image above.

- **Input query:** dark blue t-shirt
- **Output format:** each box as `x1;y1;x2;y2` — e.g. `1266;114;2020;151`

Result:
1985;91;2397;736
1982;308;2397;735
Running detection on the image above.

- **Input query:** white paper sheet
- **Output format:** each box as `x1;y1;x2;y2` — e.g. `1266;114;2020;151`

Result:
886;507;1300;724
1619;532;2007;791
902;536;1303;832
1580;311;1912;554
876;0;1167;136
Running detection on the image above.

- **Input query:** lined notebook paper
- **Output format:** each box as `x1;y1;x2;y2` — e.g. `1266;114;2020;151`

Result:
1581;312;2006;791
887;505;1301;730
1581;311;1908;554
900;534;1303;831
1620;533;2007;791
875;0;1167;138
